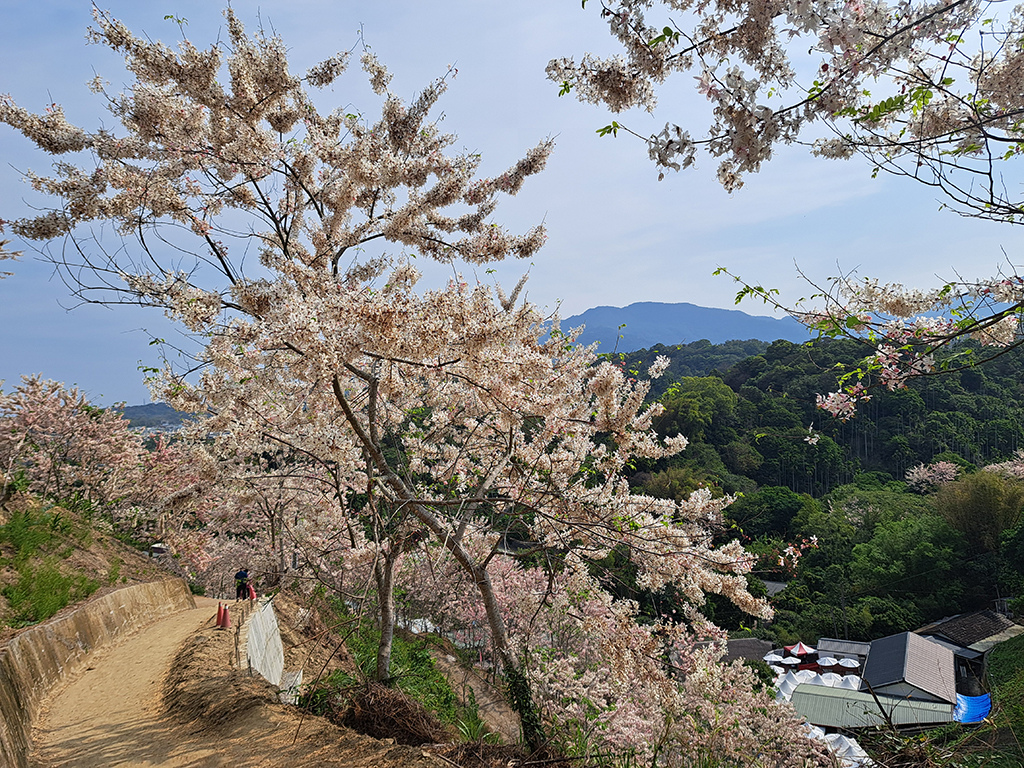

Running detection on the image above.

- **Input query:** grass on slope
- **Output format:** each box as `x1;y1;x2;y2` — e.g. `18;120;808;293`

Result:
0;496;172;630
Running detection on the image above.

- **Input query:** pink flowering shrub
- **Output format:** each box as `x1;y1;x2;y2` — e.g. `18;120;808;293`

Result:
982;450;1024;480
398;532;830;766
905;461;961;493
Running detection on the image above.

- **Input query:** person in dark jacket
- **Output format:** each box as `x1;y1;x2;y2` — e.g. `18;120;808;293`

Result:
234;568;250;601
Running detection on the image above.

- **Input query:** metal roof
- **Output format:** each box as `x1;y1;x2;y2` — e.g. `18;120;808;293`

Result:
863;632;956;705
789;685;954;729
816;637;871;658
921;635;983;661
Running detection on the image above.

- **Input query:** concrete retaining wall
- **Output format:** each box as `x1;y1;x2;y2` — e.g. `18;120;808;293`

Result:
0;579;195;768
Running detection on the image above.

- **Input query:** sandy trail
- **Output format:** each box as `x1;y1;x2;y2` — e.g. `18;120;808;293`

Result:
30;597;222;767
28;596;443;768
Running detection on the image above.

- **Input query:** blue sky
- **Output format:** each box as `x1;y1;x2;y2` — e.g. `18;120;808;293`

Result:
0;1;1016;404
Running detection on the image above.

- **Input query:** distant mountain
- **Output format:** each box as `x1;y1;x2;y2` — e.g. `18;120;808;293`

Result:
118;402;192;430
561;301;810;352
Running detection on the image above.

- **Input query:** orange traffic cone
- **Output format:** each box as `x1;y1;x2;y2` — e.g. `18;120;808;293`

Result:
216;603;224;626
220;604;230;629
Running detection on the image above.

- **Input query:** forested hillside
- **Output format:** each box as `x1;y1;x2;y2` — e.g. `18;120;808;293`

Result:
616;338;1024;646
621;337;1024;496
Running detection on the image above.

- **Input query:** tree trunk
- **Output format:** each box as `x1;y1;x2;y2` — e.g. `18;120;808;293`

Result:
471;561;545;749
374;551;397;683
332;376;544;744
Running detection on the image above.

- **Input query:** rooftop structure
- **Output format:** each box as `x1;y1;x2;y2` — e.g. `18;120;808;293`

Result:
916;610;1024;653
862;632;956;705
722;637;774;664
816;637;871;660
789;685;954;729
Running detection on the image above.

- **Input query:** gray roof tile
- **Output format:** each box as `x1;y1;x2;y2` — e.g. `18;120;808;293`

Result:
863;632;956;704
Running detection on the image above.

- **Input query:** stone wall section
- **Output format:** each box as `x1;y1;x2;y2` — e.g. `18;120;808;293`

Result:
0;579;195;768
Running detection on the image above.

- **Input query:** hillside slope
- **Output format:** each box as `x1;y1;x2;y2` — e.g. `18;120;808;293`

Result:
28;593;446;768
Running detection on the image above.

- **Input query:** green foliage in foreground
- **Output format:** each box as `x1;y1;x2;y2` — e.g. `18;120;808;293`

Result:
0;509;66;563
986;632;1024;744
0;507;99;625
2;559;98;625
342;623;461;723
300;603;489;738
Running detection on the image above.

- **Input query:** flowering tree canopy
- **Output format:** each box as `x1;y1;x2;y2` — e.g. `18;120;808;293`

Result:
0;9;808;756
554;0;1024;212
556;0;1024;418
0;375;143;507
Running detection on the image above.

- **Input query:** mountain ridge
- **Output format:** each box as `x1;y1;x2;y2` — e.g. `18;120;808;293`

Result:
118;302;812;409
561;300;810;352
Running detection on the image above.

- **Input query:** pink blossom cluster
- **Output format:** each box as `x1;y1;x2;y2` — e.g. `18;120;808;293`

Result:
982;449;1024;480
778;535;819;572
397;546;829;764
0;375;144;508
816;383;871;421
905;460;961;492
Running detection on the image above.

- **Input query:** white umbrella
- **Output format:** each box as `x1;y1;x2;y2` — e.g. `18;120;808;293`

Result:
839;675;862;690
838;657;860;669
763;652;785;663
769;665;785;675
795;669;818;683
820;672;844;687
782;656;801;665
817;656;839;666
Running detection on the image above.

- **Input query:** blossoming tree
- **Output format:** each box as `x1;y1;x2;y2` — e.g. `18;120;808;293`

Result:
0;9;820;756
396;542;831;764
0;375;144;509
554;0;1024;418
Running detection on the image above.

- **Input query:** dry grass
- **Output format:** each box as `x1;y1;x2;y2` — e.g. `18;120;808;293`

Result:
340;682;454;746
432;742;573;768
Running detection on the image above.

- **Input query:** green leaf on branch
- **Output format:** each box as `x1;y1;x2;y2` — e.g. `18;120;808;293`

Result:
649;27;679;47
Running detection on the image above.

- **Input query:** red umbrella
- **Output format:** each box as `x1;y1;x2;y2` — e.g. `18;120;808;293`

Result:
785;641;816;656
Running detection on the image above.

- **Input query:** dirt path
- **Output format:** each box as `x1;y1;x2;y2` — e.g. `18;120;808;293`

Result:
30;597;222;767
29;597;443;768
429;653;520;743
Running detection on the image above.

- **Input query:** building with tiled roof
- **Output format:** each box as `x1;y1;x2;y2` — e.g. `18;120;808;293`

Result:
915;610;1024;653
861;632;956;705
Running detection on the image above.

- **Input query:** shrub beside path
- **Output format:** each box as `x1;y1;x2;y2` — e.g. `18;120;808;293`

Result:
29;596;444;767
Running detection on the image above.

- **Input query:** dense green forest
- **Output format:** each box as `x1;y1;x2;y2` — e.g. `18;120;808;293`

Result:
610;338;1024;645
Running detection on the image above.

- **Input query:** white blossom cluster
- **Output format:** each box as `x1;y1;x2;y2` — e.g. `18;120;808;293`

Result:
555;0;1024;222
